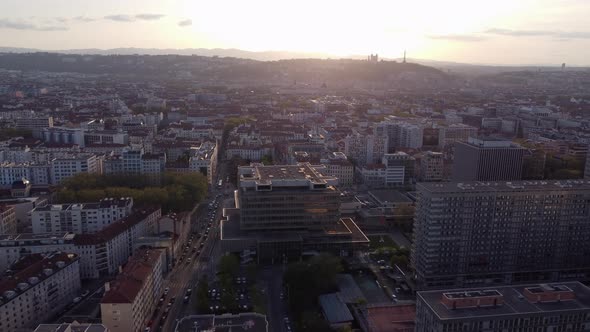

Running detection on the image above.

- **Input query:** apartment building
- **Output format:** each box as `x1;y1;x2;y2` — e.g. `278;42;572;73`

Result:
188;141;218;184
452;137;525;181
30;197;133;234
0;207;159;279
0;162;51;187
320;152;354;187
0;206;17;234
50;153;100;184
0;253;81;332
74;207;160;279
381;119;424;150
104;149;166;183
412;180;590;290
344;128;386;165
357;152;415;188
420;151;444;181
101;249;164;332
437;124;478;149
0;233;77;273
416;282;590;332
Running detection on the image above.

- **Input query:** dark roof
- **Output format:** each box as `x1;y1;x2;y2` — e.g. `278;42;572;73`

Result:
74;207;160;246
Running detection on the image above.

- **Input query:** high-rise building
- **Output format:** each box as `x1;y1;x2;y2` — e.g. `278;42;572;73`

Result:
420;151;444;182
101;248;164;332
0;253;81;332
412;180;590;290
452;138;525;181
416;282;590;332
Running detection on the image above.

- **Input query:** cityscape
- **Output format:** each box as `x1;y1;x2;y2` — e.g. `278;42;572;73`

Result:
1;1;590;332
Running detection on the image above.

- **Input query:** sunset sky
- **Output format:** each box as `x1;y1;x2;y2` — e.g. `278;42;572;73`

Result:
1;0;589;65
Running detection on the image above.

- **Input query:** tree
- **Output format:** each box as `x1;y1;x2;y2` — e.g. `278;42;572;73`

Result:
261;154;273;165
217;254;240;278
195;277;209;313
284;254;343;321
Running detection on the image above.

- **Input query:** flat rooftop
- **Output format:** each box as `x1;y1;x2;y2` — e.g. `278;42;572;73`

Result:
239;163;337;189
418;282;590;320
417;180;590;194
175;313;268;332
0;232;75;242
253;163;322;181
368;190;413;205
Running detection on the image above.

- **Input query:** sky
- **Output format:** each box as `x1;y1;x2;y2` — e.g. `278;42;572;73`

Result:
1;0;589;66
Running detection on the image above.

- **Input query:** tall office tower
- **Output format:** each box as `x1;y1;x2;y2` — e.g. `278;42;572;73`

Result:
412;180;590;290
238;163;340;231
420;151;444;181
415;282;590;331
452;137;525;181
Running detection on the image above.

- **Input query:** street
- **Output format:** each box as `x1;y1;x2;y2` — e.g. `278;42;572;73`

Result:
152;159;234;332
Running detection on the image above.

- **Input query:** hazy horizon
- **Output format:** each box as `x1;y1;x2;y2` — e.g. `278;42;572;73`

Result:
1;0;590;66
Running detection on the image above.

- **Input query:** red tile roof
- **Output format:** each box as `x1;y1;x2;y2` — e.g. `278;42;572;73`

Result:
101;249;162;304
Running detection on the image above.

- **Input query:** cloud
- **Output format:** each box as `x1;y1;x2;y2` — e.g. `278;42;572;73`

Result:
178;19;192;27
104;15;135;22
485;28;590;39
427;34;486;42
136;14;166;21
485;28;551;37
73;16;97;23
0;19;68;31
104;13;166;22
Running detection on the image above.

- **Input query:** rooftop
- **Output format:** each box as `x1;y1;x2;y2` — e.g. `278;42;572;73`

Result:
364;304;416;332
0;252;79;306
74;206;160;246
368;190;413;205
175;313;268;332
34;323;108;332
318;293;354;324
417;180;590;194
418;282;590;320
101;248;163;304
239;163;338;189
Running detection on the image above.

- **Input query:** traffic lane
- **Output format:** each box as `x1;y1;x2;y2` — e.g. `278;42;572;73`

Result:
260;267;288;332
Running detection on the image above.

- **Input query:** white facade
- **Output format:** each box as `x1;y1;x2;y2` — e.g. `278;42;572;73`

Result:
31;198;133;234
101;249;164;332
188;141;218;184
50;154;100;185
0;162;51;187
0;253;81;332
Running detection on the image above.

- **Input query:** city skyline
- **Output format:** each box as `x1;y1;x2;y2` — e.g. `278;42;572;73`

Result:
0;0;589;65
